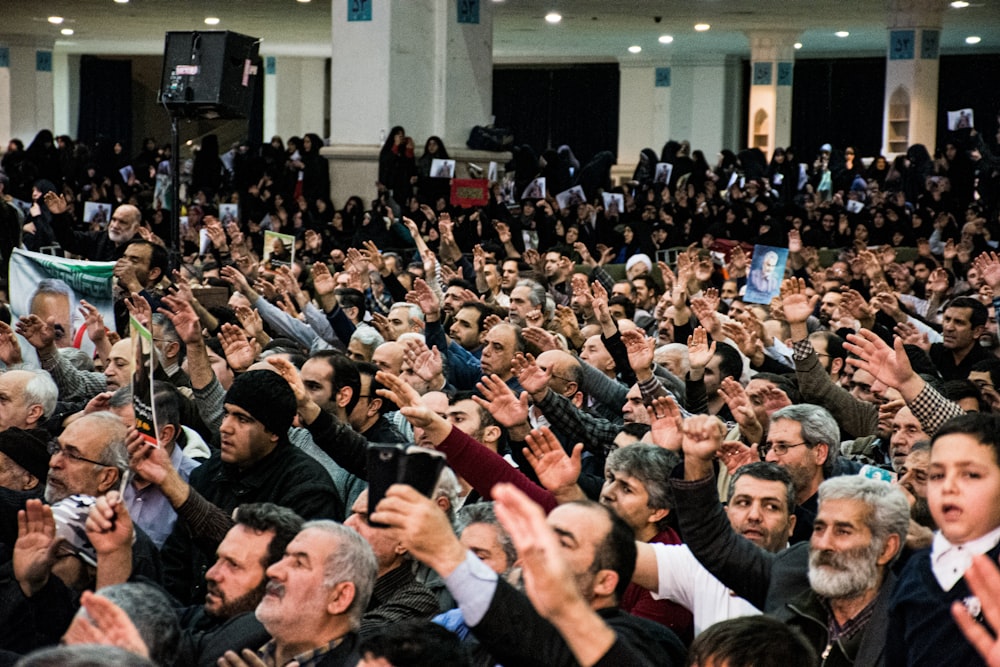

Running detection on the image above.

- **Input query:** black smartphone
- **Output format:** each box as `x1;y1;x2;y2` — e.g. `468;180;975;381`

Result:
366;444;446;527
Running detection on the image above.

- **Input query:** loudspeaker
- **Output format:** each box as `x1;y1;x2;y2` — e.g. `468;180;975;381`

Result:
159;31;260;119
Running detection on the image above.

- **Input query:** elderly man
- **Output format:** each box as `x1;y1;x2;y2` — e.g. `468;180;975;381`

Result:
44;192;141;261
0;369;58;433
672;414;910;666
233;521;378;667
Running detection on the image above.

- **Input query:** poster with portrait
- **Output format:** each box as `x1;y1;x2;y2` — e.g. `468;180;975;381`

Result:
119;165;135;184
219;203;239;225
83;202;111;229
602;192;625;217
947;108;974;131
263;230;295;269
654;162;673;185
743;244;788;305
521;177;546;200
430;159;456;178
130;315;159;448
555;186;587;211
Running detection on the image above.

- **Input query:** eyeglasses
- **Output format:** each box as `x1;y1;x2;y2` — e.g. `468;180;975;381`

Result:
760;441;808;457
47;440;110;467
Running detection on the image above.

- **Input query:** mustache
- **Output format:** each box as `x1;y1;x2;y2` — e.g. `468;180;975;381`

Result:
265;581;284;598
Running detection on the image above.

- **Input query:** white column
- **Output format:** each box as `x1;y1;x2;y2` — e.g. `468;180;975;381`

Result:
616;55;741;180
746;31;799;158
326;0;495;203
262;55;327;141
0;37;55;147
882;0;943;155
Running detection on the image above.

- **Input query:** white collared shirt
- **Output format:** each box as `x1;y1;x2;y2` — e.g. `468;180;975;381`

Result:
931;525;1000;591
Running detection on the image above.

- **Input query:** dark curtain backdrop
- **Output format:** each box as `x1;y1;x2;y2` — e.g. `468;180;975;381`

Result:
493;64;620;165
937;54;1000;148
790;58;885;160
78;56;133;153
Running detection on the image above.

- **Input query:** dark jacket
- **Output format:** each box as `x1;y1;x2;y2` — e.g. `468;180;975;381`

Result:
472;578;686;667
177;607;272;667
161;440;342;605
50;210;128;261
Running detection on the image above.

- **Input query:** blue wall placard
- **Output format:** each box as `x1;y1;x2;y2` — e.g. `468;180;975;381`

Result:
752;62;773;86
36;50;52;72
265;56;276;75
777;62;793;86
655;67;671;87
348;0;372;22
0;48;9;68
457;0;479;24
921;30;940;59
890;30;915;60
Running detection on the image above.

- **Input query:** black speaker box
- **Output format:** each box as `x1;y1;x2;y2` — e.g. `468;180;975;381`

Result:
159;31;260;119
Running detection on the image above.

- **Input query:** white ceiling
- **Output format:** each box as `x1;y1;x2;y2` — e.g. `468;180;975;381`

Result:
5;0;999;61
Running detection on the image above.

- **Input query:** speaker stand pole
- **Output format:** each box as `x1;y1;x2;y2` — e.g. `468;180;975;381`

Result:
169;113;182;272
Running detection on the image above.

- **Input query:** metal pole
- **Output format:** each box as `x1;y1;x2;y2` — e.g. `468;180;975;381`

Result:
170;114;182;271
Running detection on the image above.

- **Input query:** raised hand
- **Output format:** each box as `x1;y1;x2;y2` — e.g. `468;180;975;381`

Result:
157;294;202;346
779;277;818;325
79;300;107;343
718;377;763;446
787;230;803;254
63;590;150;658
218;323;256;372
220;265;255;297
15;315;57;352
473;374;530;429
844;330;915;393
621;328;655;375
648;396;684;451
126;427;173;487
311;262;337;297
719;440;760;476
123;293;153;329
686;326;716;371
522;326;559;353
482;314;503;334
926;267;950;295
523;428;584;496
553;305;582;343
951;554;1000;667
407;278;441;318
524;308;546;329
85;491;133;556
973;252;1000;292
14;499;59;597
403;339;443;383
893;321;931;353
681;414;727;465
43;191;70;215
0;321;23;366
590;280;612;326
689;297;721;336
840;287;875;327
512;352;551;396
235;305;266;344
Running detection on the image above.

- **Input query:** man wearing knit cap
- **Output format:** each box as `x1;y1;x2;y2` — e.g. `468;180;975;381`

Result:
0;427;50;492
153;369;342;606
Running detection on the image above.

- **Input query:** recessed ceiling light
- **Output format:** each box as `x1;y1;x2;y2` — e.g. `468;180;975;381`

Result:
658;35;674;44
545;12;561;24
966;35;982;44
835;31;850;37
794;42;803;49
114;0;129;4
296;0;310;3
60;28;74;35
48;16;64;24
628;45;642;54
951;1;970;7
694;23;710;32
204;17;220;25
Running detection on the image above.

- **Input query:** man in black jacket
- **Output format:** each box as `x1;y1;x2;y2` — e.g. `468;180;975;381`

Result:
43;191;140;262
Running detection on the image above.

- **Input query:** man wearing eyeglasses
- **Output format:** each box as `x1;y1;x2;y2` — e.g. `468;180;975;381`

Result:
45;412;128;505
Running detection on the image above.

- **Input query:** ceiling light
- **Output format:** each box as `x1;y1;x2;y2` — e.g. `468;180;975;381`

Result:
966;35;981;44
628;45;642;54
694;23;710;32
545;12;561;24
114;0;129;4
950;1;970;7
794;42;803;49
296;0;311;3
204;17;220;25
47;16;64;24
658;35;674;44
60;28;74;35
835;31;850;37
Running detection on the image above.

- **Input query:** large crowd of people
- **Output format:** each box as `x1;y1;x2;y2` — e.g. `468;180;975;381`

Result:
0;114;999;666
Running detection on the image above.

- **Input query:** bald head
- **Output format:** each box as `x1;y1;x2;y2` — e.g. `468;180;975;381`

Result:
108;204;142;244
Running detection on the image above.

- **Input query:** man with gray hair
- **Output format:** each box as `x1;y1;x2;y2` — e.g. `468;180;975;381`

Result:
239;520;378;667
673;413;910;665
0;368;57;433
508;279;550;327
385;303;424;340
45;411;128;504
763;403;861;543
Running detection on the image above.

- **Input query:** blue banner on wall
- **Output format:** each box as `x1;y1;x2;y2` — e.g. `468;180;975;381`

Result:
457;0;479;24
348;0;372;21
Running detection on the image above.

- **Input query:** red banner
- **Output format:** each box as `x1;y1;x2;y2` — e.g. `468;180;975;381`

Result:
450;178;489;207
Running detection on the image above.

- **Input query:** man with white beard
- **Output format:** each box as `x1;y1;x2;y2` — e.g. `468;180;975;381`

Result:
43;191;142;261
671;414;910;666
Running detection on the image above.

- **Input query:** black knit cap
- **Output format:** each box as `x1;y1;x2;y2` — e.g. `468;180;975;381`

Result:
0;427;51;482
223;370;297;439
